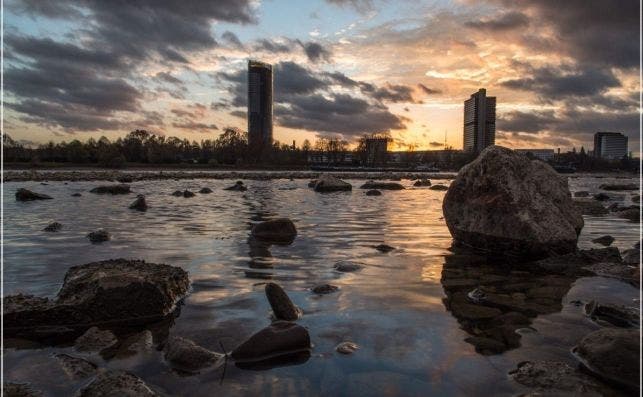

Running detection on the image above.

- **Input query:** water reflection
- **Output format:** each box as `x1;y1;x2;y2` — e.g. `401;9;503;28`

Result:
441;252;575;354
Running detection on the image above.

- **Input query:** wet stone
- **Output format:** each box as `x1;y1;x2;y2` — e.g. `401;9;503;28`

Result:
413;179;432;187
334;261;364;272
591;235;614;246
171;190;183;196
182;190;195;198
89;184;130;195
198;187;213;194
429;184;448;191
509;360;604;396
314;175;352;192
599;183;638;191
163;336;223;373
574;199;608;215
251;218;297;244
71;193;82;197
78;370;158;397
43;222;62;232
359;181;404;190
54;353;97;380
573;190;590;197
15;188;52;201
584;300;639;328
373;244;395;252
87;229;110;243
129;195;148;211
3;382;43;397
224;181;247;191
75;327;118;352
593;193;610;201
231;321;311;363
365;189;382;196
311;284;339;294
336;341;359;354
265;282;300;321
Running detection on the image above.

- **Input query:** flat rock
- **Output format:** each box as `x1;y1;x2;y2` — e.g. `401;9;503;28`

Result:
311;284;339;294
55;353;97;380
359;181;404;190
87;229;110;243
336;341;359;354
573;328;640;390
314;175;352;192
509;361;604;396
75;327;118;352
251;218;297;244
89;184;130;194
443;146;583;258
15;188;52;201
333;260;364;272
231;321;311;362
43;222;62;232
3;259;189;340
591;235;614;246
78;370;158;397
265;282;300;321
365;189;382;196
163;336;223;373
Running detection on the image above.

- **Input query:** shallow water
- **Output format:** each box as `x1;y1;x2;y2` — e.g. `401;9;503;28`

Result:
3;175;640;396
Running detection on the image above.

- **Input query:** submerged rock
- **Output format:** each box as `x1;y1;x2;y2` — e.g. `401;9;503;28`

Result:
171;190;183;197
307;180;317;188
334;261;364;272
182;190;195;198
429;184;449;191
265;282;300;321
75;327;118;352
591;235;614;246
365;189;382;196
78;370;158;397
224;181;247;191
593;193;610;201
413;179;432;187
443;146;583;259
3;382;43;397
584;300;639;328
509;360;604;396
373;244;395;253
43;222;62;232
599;183;638;191
231;321;311;362
573;328;640;390
55;353;98;380
336;341;359;354
251;218;297;244
359;180;404;190
574;199;608;215
129;195;148;211
616;207;639;222
89;184;130;194
71;193;82;197
3;259;190;340
15;188;52;201
163;336;223;373
87;229;110;243
198;187;213;194
311;284;339;294
314;175;352;192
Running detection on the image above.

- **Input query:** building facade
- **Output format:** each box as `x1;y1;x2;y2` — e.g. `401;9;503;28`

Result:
247;60;273;156
463;88;496;152
593;132;628;160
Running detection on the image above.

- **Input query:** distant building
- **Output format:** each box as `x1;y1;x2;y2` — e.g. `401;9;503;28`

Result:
247;60;273;156
365;137;390;166
514;149;555;162
463;88;496;152
593;132;628;160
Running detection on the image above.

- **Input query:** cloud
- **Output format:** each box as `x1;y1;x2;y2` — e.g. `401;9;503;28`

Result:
171;122;219;132
498;110;556;133
325;0;374;13
417;84;441;95
465;11;529;31
155;72;183;85
429;141;443;147
253;39;293;53
297;41;332;63
221;31;245;49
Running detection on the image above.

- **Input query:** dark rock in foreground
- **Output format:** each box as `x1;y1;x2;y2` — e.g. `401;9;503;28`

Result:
307;180;317;188
199;187;213;194
311;284;339;294
224;181;247;191
359;180;404;190
365;189;382;196
182;190;195;198
314;175;352;192
75;327;118;352
599;183;638;191
163;336;223;373
129;195;148;211
78;370;158;397
573;328;640;390
443;146;583;259
171;190;183;197
43;222;62;232
3;259;190;340
591;235;614;246
87;229;110;243
509;361;605;396
16;188;52;201
231;321;311;362
616;206;639;222
265;282;300;321
251;218;297;244
89;184;130;194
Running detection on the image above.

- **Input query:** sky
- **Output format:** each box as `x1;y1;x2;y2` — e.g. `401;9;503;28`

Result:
3;0;640;154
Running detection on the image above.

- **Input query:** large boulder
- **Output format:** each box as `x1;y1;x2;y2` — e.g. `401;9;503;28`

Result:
314;175;352;192
265;283;300;321
15;188;52;201
573;328;639;390
3;259;190;340
231;321;311;362
443;146;583;258
251;218;297;243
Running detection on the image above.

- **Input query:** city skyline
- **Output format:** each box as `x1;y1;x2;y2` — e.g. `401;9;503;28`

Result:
3;0;639;155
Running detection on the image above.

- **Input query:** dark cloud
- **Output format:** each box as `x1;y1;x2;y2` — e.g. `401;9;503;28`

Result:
465;11;529;31
171;122;218;132
155;72;183;85
429;141;443;147
171;109;195;119
253;39;293;53
297;40;332;63
368;83;418;103
498;110;556;133
211;100;231;110
230;110;247;119
500;65;620;99
221;31;245;49
418;83;442;95
325;0;374;13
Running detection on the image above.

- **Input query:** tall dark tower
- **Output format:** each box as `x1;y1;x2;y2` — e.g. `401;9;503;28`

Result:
247;60;273;157
463;88;496;152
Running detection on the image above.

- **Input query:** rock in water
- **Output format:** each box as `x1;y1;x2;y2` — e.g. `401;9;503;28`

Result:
359;181;404;190
311;284;339;294
163;336;223;373
87;229;110;243
224;181;247;191
314;175;352;192
365;190;382;196
429;184;449;191
3;259;190;339
199;187;213;194
78;370;157;397
591;235;614;246
442;146;583;258
573;191;589;197
55;353;97;380
75;327;118;352
373;244;395;252
307;180;317;188
129;195;147;211
599;183;638;191
15;188;52;201
509;361;604;396
71;193;82;197
574;199;608;215
231;321;311;362
414;179;432;187
171;190;183;197
265;283;300;321
593;193;610;201
89;184;130;194
336;341;359;354
43;222;62;232
251;218;297;243
334;261;364;272
573;328;639;390
183;190;195;198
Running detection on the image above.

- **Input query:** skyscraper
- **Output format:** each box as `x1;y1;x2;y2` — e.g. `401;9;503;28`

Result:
463;88;496;152
248;60;273;156
593;132;628;159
